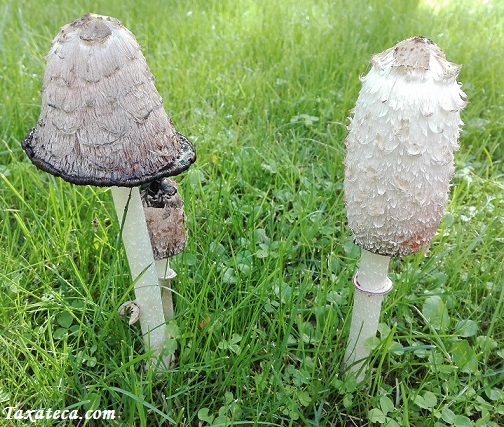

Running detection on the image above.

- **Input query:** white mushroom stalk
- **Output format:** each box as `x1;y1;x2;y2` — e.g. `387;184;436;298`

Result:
112;186;170;367
343;36;466;382
21;13;195;370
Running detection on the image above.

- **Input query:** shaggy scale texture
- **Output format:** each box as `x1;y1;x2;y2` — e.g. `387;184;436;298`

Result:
344;36;466;257
22;13;195;187
141;178;187;260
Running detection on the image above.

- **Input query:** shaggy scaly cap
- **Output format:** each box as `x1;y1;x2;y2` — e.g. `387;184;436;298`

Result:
344;36;466;257
22;13;195;187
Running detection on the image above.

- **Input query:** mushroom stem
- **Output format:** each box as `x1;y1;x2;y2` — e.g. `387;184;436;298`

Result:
111;186;169;368
344;250;392;382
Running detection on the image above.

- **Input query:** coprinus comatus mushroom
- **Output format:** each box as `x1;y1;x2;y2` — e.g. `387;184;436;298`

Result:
22;13;195;371
343;36;466;382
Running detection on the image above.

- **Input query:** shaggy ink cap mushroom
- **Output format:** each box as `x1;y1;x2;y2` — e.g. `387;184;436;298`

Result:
21;12;195;370
342;36;466;383
344;36;466;258
22;13;195;186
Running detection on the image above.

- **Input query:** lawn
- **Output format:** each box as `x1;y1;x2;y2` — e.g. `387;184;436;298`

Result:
1;0;503;425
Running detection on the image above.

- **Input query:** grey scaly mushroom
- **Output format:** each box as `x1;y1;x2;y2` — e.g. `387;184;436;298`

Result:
342;36;466;382
22;13;195;369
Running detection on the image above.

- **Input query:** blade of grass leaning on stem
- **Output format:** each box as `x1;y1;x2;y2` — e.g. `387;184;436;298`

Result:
156;259;176;322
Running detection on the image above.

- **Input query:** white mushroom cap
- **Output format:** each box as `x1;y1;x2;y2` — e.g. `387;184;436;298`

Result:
22;13;195;187
344;36;466;257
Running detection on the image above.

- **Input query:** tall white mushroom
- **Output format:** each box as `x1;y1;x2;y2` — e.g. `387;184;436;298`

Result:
22;13;195;369
343;36;466;382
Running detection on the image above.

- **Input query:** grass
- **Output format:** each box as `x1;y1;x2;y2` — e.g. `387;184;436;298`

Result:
1;0;503;425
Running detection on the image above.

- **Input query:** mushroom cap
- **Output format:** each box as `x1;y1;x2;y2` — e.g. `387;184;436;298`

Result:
22;13;195;187
344;36;466;257
141;178;187;259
